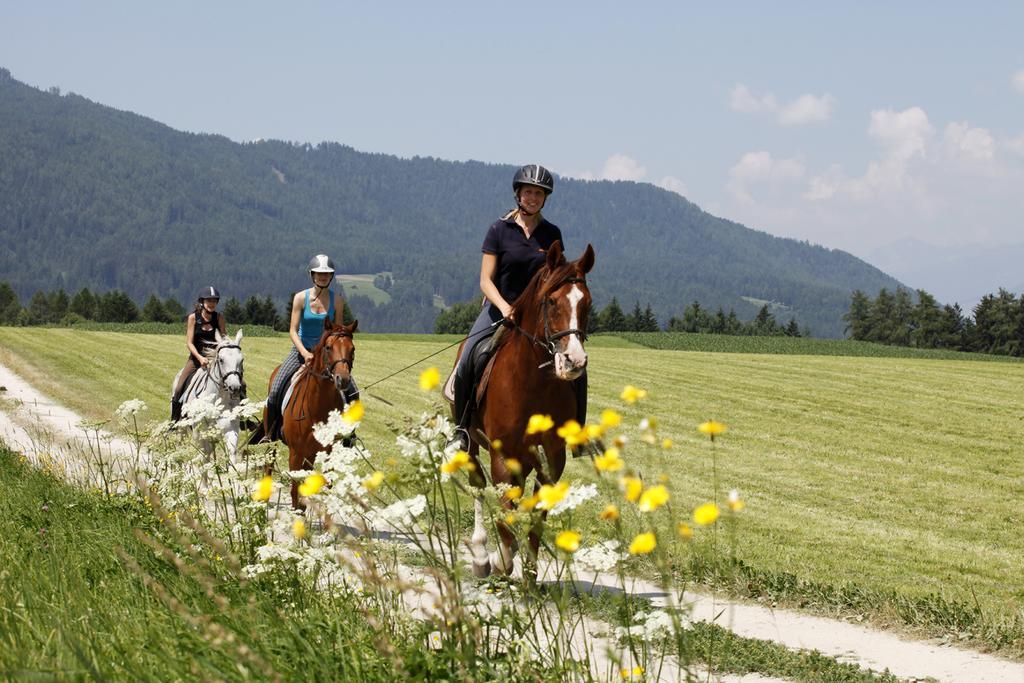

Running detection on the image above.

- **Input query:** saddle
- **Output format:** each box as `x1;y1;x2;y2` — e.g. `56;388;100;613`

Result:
443;325;507;407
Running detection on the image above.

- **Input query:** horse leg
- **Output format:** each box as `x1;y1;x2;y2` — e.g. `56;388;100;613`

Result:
462;442;490;577
223;422;239;461
288;446;307;511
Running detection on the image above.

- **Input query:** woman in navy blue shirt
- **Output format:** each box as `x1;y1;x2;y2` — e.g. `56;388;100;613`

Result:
451;164;588;451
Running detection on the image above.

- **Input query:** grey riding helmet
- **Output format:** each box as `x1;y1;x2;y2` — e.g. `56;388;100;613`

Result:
197;286;221;302
513;164;555;195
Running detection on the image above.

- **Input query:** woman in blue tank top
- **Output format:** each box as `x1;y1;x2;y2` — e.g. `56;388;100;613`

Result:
263;254;359;440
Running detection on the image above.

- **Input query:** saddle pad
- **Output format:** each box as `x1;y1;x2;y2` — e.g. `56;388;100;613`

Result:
443;366;457;403
280;367;307;415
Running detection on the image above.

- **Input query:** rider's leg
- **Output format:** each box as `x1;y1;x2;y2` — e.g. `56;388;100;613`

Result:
571;370;602;457
341;378;360;447
451;303;502;450
265;348;304;441
171;357;200;423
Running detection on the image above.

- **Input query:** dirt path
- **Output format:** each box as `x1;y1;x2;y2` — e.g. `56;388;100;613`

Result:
1;361;1022;682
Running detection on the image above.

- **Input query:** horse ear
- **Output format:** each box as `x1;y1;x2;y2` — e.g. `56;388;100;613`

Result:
234;328;243;344
577;244;595;275
324;317;335;332
348;319;359;334
546;240;565;269
215;329;224;343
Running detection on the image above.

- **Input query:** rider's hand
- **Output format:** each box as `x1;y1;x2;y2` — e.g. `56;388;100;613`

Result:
499;303;514;323
198;357;209;368
302;352;314;364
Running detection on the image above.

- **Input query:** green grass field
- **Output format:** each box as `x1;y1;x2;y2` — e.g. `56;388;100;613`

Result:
337;273;391;305
1;327;1022;651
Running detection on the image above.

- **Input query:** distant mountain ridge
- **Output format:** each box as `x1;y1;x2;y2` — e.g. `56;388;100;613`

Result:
0;68;903;336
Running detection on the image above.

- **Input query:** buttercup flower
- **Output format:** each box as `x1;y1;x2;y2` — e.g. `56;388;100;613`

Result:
252;476;273;502
698;420;726;437
620;476;643;503
556;420;586;446
594;447;624;472
599;504;620;521
637;484;669;512
441;451;475;474
620;385;648;404
555;530;581;553
292;518;307;539
504;486;523;501
526;414;554;434
693;502;720;526
628;532;656;555
504;457;522;475
298;472;326;497
662;438;674;449
363;471;385;491
677;522;694;540
536;482;569;510
600;408;622;428
342;400;364;424
419;367;440;391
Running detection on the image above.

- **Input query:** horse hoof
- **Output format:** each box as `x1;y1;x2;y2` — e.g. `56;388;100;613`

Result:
472;559;491;578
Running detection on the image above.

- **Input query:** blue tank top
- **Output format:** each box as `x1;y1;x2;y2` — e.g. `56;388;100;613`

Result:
298;289;335;350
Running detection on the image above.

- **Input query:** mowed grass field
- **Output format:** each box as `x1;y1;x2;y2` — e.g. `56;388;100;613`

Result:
1;327;1022;633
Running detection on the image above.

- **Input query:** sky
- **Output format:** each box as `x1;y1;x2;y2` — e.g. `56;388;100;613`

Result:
3;2;1024;299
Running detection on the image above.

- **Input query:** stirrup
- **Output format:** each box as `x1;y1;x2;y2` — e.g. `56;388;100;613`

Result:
571;439;606;459
449;427;470;452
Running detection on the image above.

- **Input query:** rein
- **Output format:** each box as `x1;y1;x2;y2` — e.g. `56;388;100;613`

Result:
310;332;354;382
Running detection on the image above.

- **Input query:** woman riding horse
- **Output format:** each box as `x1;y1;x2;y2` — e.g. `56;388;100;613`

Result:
261;254;359;441
451;164;589;453
171;286;228;422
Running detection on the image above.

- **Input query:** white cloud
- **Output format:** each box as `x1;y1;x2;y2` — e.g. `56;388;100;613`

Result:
729;83;835;125
600;153;647;181
727;151;805;203
1005;133;1024;156
657;176;688;196
867;107;934;161
1012;69;1024;93
943;122;994;161
777;93;836;125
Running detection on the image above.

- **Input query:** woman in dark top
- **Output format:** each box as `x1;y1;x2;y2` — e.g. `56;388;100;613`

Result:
451;164;589;451
171;286;227;421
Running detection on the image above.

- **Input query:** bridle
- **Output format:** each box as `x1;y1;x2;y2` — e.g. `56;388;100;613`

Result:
313;331;355;382
510;276;589;362
212;343;243;392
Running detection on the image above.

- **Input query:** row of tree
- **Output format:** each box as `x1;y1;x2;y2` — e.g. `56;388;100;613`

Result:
844;287;1024;355
434;296;803;337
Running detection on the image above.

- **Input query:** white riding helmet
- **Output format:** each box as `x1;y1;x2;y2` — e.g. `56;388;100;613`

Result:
309;254;335;274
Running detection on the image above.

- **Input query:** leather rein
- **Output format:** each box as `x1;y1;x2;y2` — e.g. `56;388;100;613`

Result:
508;276;589;364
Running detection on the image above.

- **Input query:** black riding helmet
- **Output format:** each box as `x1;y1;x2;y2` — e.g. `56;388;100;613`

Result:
513;164;554;195
197;285;221;302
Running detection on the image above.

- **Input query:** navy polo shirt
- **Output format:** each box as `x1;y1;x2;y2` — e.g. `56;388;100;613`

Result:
482;216;564;304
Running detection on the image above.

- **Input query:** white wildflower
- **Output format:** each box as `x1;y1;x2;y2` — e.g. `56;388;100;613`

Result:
312;409;356;446
115;399;148;418
549;483;598;517
574;540;623;574
615;610;684;643
366;494;427;529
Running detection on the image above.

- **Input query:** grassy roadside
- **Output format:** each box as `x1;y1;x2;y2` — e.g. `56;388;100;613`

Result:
1;327;1022;656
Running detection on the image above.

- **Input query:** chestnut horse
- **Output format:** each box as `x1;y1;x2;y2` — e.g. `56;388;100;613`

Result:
457;241;595;578
265;318;358;508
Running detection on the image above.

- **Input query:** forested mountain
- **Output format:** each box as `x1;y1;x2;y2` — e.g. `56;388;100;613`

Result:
0;69;903;336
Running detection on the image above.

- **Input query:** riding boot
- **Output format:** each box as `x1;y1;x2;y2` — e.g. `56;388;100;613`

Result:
263;403;281;443
170;399;182;424
571;372;603;458
450;367;472;452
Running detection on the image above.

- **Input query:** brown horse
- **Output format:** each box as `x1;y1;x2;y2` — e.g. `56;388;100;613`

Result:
265;318;358;508
457;241;595;578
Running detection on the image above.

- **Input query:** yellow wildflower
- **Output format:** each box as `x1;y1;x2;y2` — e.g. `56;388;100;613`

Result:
441;450;475;474
599;504;620;521
620;385;648;404
693;502;721;526
600;408;622;428
526;413;554;434
519;494;540;512
536;482;569;510
620;476;643;503
491;439;503;451
504;512;518;526
593;447;624;473
677;522;694;540
637;484;670;512
620;666;645;680
292;518;307;539
419;366;440;391
504;486;523;501
252;476;273;502
363;471;385;491
298;472;326;497
628;532;656;555
613;435;628;448
342;400;364;424
585;423;605;440
641;432;657;445
698;420;726;437
662;438;674;449
728;489;745;512
557;419;586;446
504;457;521;475
555;530;581;553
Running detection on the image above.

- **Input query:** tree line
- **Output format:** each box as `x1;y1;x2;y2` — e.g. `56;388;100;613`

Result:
435;296;804;337
844;287;1024;355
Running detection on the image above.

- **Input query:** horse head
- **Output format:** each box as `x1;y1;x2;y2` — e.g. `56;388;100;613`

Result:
317;318;358;397
516;241;595;381
212;329;246;400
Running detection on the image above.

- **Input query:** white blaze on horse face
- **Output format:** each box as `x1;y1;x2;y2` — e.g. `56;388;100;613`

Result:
555;284;588;379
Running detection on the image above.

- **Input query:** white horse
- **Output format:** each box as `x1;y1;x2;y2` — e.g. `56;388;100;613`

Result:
172;329;246;457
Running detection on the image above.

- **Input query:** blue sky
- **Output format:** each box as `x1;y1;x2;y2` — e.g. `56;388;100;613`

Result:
4;2;1024;294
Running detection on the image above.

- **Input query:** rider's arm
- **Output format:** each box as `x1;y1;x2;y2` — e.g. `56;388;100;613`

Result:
480;253;513;320
185;313;207;366
217;312;227;336
289;290;313;361
333;291;346;325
